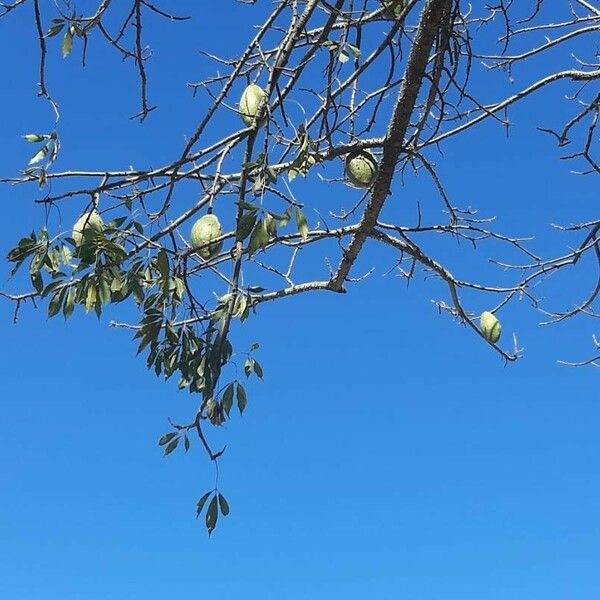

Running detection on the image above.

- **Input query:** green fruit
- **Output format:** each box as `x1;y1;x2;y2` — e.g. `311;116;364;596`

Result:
239;84;266;126
191;214;223;260
345;150;379;188
480;311;501;343
72;210;104;246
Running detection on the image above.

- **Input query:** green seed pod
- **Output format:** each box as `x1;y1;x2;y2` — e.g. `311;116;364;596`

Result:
191;214;223;260
239;84;266;126
72;210;104;246
345;150;379;188
480;311;502;343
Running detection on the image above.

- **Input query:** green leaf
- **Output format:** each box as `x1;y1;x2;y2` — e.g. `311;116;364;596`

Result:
62;28;73;58
253;360;264;379
237;383;248;415
174;277;185;300
339;48;351;63
265;213;277;238
248;219;269;255
164;437;180;456
346;43;361;59
266;167;278;184
236;212;257;242
23;134;51;143
7;234;37;264
110;275;124;293
384;0;408;18
279;207;292;228
94;296;102;318
38;170;48;188
218;493;230;516
108;216;128;229
184;435;190;452
244;357;253;377
28;144;49;166
98;276;111;305
235;294;247;319
47;288;65;318
251;175;265;194
43;280;65;297
47;138;59;167
131;281;145;305
156;249;170;279
63;287;76;318
206;495;219;535
222;383;234;417
136;325;161;356
84;283;97;313
31;271;43;294
60;245;73;267
46;23;65;38
239;201;258;212
158;432;178;446
196;491;212;519
295;207;308;240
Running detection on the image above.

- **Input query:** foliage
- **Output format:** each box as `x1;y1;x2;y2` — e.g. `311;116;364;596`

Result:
1;0;599;533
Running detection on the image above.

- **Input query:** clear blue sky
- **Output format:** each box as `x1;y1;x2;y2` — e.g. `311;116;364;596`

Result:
1;3;599;599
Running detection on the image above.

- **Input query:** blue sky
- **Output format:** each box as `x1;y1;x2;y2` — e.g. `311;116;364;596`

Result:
1;2;599;599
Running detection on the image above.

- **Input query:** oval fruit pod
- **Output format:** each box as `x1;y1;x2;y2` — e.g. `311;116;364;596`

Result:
345;150;379;188
72;210;104;246
239;84;266;126
480;311;502;343
191;214;224;260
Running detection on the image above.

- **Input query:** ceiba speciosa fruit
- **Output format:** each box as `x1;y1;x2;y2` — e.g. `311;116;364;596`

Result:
239;84;266;126
480;311;501;343
191;214;223;260
72;210;104;246
345;150;379;188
